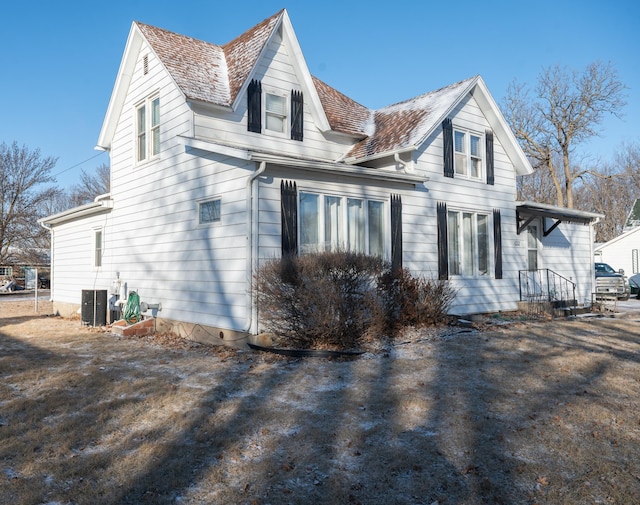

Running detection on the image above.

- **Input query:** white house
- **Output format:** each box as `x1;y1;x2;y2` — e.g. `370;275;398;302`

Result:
595;198;640;277
40;10;602;342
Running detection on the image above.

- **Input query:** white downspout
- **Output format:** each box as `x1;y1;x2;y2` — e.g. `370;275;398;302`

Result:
394;152;414;172
243;161;267;333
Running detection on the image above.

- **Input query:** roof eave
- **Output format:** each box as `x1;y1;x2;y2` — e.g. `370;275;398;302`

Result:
343;146;416;165
96;23;143;151
252;152;426;186
39;198;114;227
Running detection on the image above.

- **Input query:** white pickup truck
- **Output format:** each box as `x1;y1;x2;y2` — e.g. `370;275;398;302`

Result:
595;262;630;300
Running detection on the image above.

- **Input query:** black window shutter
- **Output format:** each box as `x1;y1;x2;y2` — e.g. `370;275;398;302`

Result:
437;202;449;280
486;130;495;185
281;180;298;256
391;194;403;273
493;209;502;279
442;118;454;178
247;79;262;133
291;90;303;141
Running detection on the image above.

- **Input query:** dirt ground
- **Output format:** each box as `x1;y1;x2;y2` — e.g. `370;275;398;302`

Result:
1;297;640;505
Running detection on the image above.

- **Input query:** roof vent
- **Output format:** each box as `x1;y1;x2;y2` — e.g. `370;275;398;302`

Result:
143;54;149;75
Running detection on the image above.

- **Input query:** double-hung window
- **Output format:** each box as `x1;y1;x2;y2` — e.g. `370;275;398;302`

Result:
299;192;386;256
136;95;160;162
454;129;483;178
265;92;287;134
447;209;489;276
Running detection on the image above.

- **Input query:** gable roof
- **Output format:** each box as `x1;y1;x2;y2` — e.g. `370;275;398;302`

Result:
595;222;640;252
96;10;533;176
97;9;330;150
344;77;477;161
623;198;640;232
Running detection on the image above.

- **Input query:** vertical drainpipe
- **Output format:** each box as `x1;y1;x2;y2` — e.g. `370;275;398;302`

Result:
243;161;267;334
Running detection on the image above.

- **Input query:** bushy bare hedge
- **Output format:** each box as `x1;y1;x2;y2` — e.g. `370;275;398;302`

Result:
255;251;456;350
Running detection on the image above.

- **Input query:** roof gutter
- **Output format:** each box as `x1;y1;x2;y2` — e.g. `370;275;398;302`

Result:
39;194;114;226
251;152;427;186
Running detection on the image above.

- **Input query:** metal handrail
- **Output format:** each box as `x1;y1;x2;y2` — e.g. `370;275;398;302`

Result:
519;269;577;316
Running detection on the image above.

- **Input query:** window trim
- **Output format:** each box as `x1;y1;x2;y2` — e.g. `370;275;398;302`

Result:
453;127;484;180
93;227;104;269
263;88;289;138
135;94;160;164
447;208;492;278
197;197;222;226
298;190;388;257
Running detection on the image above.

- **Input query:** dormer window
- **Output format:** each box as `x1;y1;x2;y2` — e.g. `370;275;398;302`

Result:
454;129;483;179
265;93;286;133
247;79;303;141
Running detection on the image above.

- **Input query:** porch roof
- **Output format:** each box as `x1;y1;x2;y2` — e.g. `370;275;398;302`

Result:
516;201;603;236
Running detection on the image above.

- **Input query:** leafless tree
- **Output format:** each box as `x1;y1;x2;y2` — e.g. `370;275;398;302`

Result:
69;163;110;207
504;61;627;208
574;141;640;242
0;142;58;264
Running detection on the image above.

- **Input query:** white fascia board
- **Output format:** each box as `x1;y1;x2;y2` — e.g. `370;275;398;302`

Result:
343;146;416;165
180;136;251;160
96;22;189;151
251;152;427;186
594;225;640;251
279;10;331;132
229;13;285;113
471;77;533;177
412;76;480;152
39;199;113;226
96;23;143;151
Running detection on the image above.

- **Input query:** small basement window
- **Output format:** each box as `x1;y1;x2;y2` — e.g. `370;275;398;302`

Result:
199;199;221;224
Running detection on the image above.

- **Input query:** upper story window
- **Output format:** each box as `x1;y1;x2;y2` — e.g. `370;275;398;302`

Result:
136;95;160;163
265;93;286;134
454;129;483;178
247;79;303;141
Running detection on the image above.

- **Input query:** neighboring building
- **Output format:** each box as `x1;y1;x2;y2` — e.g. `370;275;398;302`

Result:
40;10;601;341
595;199;640;278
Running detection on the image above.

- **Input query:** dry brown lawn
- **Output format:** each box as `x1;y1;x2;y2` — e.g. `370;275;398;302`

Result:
1;297;640;505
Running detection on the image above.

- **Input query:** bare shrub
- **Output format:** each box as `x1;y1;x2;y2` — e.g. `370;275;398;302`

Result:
255;252;386;349
377;268;457;332
255;252;456;349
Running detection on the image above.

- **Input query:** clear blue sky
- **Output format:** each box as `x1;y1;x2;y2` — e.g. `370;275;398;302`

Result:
1;0;638;189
